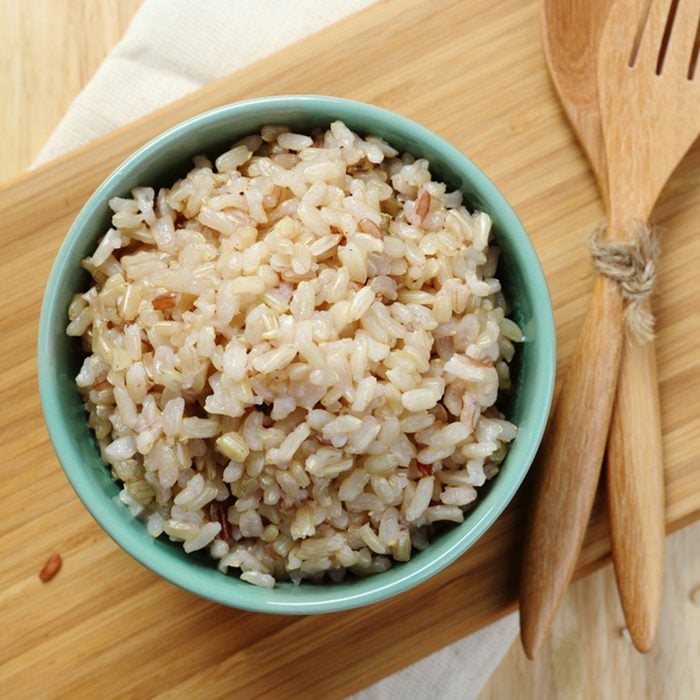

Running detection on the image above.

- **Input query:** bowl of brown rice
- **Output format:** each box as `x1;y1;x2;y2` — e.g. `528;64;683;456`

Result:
39;96;555;613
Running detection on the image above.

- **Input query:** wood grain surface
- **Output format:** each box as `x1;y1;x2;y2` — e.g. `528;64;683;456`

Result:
1;1;699;698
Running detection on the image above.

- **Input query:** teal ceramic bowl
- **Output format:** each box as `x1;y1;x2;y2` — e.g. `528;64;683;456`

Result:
38;96;555;614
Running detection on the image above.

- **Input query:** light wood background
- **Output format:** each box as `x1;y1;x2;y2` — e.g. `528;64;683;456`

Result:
1;1;699;698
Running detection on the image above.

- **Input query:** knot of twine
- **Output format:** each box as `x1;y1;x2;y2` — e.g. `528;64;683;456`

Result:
588;222;660;344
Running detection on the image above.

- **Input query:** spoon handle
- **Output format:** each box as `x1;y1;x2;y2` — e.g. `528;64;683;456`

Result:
520;274;624;659
607;315;665;653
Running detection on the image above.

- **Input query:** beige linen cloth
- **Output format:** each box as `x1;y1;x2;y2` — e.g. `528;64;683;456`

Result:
35;1;519;696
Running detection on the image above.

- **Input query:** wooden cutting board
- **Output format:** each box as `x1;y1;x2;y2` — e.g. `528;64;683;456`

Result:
1;0;699;696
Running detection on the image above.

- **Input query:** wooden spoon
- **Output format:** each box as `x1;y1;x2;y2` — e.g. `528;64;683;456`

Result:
539;0;611;200
521;0;700;658
520;0;612;660
536;0;665;655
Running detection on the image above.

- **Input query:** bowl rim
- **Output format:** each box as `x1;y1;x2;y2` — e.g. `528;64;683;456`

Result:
38;95;555;614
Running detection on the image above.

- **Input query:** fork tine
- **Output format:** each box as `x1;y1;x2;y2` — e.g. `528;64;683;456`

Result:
633;0;677;71
608;0;648;67
660;0;700;76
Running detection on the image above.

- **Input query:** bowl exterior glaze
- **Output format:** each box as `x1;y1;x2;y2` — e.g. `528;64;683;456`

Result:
39;96;555;614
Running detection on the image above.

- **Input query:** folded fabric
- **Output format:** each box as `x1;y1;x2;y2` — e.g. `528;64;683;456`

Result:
34;0;375;165
353;612;518;699
34;1;519;696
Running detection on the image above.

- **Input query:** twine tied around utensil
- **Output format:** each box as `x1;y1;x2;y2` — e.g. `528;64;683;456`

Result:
588;222;659;344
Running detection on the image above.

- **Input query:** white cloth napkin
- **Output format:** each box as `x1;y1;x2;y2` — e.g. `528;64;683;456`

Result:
35;1;519;696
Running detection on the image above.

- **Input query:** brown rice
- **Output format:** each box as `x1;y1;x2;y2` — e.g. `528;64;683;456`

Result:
67;121;522;587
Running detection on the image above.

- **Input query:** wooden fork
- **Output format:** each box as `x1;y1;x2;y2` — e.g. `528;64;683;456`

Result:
521;0;700;658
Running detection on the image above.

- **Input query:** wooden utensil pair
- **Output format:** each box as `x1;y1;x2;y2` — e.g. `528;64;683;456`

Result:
521;0;700;657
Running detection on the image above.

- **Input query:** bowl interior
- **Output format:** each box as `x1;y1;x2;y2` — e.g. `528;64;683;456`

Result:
39;96;555;613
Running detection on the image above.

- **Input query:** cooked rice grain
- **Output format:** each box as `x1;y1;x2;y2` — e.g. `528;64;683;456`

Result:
68;121;521;588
